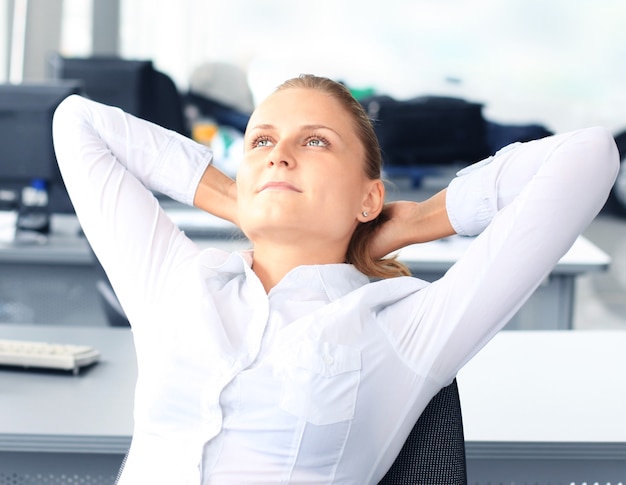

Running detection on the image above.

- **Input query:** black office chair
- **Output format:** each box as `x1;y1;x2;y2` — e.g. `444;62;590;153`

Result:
88;246;130;327
379;379;467;484
95;278;129;327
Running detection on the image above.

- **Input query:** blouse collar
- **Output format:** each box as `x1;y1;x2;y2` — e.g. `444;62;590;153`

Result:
198;248;370;302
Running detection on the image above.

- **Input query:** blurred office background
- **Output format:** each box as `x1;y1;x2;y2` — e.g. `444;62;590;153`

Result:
1;0;625;329
2;0;626;133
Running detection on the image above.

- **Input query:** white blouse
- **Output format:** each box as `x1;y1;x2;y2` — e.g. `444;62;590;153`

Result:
52;95;618;485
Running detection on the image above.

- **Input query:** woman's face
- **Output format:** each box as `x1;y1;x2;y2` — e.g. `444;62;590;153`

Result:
237;87;381;250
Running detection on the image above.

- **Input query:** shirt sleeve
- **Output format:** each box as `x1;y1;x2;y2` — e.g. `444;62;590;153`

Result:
52;95;213;325
445;142;522;236
385;127;620;383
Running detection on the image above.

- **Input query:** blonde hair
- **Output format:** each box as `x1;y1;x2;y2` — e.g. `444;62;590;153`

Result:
275;75;411;279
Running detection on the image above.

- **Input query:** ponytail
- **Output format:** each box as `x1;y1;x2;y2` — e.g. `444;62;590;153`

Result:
347;206;411;279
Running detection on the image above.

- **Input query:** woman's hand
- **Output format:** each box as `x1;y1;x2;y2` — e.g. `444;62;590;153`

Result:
369;190;456;260
368;201;420;260
193;164;239;227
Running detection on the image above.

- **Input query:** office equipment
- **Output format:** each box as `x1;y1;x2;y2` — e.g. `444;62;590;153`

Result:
48;54;188;136
0;81;83;224
379;379;466;484
0;338;99;374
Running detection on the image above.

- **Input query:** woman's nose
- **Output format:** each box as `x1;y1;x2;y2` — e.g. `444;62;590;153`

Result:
268;144;294;168
269;159;289;167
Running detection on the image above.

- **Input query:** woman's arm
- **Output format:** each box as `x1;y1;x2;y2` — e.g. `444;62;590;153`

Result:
382;127;619;382
52;95;214;326
193;165;239;227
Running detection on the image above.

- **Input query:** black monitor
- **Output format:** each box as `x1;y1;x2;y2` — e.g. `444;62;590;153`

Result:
0;81;83;219
47;54;187;136
48;54;152;116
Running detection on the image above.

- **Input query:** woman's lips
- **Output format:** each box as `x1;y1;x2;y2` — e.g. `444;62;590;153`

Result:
258;181;302;192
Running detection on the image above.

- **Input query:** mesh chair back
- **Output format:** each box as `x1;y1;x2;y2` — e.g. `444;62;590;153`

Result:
378;379;467;484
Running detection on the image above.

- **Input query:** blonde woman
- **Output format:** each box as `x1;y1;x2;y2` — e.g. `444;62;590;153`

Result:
53;74;618;484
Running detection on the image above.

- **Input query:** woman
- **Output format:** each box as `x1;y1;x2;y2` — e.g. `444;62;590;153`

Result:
53;74;618;484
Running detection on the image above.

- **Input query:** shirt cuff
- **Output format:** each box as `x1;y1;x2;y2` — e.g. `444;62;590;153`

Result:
446;157;495;236
153;136;214;206
446;142;523;236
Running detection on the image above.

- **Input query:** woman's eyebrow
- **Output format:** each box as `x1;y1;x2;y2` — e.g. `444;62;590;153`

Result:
247;123;274;132
300;124;343;140
247;123;344;140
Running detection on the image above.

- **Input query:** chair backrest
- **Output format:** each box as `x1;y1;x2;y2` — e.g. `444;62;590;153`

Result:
95;279;130;327
378;379;467;484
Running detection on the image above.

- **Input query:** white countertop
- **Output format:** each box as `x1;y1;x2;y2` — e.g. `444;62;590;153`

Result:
459;330;626;455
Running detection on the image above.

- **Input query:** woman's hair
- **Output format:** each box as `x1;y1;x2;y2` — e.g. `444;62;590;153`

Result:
275;74;411;279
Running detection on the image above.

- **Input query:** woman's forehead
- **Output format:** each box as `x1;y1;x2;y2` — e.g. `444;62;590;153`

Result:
248;88;353;131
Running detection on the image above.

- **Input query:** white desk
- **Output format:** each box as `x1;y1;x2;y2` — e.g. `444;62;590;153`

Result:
2;326;624;484
398;233;611;276
459;330;626;483
0;216;105;326
0;324;135;483
397;234;610;330
0;212;610;329
191;221;610;330
0;212;244;327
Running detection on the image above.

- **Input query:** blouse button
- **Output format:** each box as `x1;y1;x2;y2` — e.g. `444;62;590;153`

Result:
323;354;334;366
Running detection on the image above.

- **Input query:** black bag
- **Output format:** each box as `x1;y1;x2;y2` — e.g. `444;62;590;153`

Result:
361;95;491;167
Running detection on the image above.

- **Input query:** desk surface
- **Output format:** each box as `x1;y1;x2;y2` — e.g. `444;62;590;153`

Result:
397;233;611;275
0;215;92;265
0;324;135;453
2;325;625;461
458;330;626;459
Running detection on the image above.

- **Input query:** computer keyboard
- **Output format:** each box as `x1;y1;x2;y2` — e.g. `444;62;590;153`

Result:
0;338;100;374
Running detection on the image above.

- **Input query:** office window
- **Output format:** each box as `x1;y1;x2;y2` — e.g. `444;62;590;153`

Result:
119;0;219;90
116;0;625;133
60;0;93;57
0;0;9;82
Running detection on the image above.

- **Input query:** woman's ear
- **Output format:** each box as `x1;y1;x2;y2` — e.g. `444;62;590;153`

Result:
359;179;385;222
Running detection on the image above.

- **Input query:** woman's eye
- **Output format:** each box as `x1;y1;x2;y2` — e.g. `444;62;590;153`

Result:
252;136;273;148
305;136;329;147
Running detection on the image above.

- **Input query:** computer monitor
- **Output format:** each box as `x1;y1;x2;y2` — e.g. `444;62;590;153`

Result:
48;54;152;116
0;81;83;218
47;54;187;136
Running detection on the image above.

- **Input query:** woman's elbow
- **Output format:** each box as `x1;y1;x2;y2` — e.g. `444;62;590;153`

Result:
578;126;620;182
52;95;91;165
52;94;86;133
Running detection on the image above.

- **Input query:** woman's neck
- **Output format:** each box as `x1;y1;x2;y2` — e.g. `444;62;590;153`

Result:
251;242;347;293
